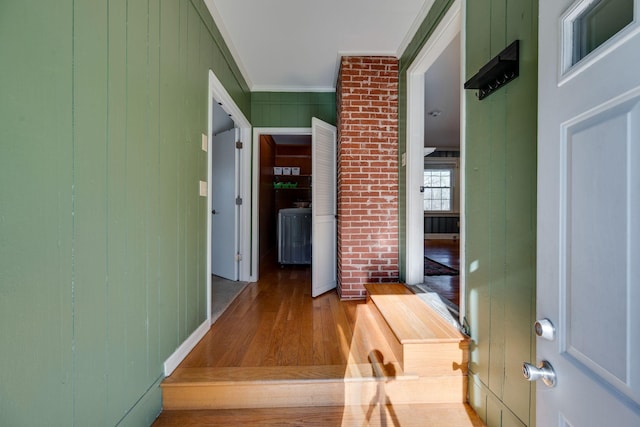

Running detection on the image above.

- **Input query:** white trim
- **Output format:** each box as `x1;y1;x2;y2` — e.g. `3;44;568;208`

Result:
203;0;254;90
458;0;467;325
252;85;337;93
251;127;312;282
396;0;437;57
163;319;209;376
405;0;462;287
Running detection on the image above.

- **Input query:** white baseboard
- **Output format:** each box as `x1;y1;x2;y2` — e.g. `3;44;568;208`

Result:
163;319;210;376
425;233;459;240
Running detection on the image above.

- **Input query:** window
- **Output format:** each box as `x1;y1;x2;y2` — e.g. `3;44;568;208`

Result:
424;169;452;211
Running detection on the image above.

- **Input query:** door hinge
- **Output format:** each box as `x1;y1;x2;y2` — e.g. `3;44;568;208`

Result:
235;141;243;149
235;196;242;205
235;253;242;261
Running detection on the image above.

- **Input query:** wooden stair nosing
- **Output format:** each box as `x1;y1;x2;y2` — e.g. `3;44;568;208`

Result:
161;375;468;410
365;283;468;344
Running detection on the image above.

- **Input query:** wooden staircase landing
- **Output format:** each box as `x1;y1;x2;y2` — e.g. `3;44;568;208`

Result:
161;283;470;413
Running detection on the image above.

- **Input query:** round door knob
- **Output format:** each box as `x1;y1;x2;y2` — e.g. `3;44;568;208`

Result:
534;318;555;341
522;360;557;388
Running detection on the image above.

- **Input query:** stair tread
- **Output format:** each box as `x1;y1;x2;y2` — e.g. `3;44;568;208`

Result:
163;363;417;386
365;284;468;345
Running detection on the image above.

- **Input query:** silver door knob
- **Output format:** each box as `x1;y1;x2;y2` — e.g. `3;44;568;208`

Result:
522;360;556;388
534;318;555;341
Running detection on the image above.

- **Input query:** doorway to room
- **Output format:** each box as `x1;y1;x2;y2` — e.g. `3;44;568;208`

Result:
251;120;337;297
206;71;252;321
256;131;313;273
405;0;463;321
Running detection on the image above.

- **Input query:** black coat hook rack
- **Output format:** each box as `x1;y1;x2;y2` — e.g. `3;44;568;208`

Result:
464;40;519;100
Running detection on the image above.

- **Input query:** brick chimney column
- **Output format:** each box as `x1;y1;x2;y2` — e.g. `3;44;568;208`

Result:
336;56;399;299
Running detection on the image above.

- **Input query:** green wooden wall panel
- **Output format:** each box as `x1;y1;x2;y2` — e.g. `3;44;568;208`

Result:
189;0;251;117
0;1;250;424
147;0;162;387
72;0;110;422
126;0;155;405
158;0;181;360
0;2;74;425
106;0;131;419
487;90;508;398
501;0;537;420
464;0;538;425
251;92;336;127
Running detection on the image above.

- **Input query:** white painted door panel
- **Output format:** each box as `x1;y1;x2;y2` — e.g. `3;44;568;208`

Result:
211;128;239;281
537;0;640;425
311;118;337;297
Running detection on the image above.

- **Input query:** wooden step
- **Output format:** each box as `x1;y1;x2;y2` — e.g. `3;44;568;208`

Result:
153;403;487;426
365;283;469;378
160;284;470;411
161;364;466;410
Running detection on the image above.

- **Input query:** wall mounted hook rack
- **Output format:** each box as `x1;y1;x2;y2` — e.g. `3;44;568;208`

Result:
464;40;519;100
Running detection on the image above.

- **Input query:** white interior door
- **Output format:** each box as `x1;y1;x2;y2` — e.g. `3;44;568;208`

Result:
537;0;640;424
211;127;239;281
311;118;337;297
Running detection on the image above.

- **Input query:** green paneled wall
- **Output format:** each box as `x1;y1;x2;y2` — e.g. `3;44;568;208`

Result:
464;0;538;426
251;92;336;127
0;1;250;425
397;1;537;426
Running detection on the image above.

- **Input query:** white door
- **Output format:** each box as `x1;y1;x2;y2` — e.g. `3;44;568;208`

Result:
211;128;239;281
311;118;337;297
537;0;640;425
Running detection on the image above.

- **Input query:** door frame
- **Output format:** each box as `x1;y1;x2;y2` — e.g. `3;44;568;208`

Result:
405;0;464;317
250;127;311;282
207;70;251;320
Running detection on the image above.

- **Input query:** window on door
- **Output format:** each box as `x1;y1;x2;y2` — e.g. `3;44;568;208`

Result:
423;169;453;211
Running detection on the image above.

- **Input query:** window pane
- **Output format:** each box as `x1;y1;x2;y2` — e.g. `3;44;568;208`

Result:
423;169;453;212
573;0;634;64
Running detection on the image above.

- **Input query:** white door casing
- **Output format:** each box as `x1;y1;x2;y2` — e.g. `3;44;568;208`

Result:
537;0;640;425
405;0;461;287
211;128;240;281
311;117;337;297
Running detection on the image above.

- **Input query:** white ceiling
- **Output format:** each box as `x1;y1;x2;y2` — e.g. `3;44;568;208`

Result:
424;33;461;149
205;0;460;149
205;0;433;91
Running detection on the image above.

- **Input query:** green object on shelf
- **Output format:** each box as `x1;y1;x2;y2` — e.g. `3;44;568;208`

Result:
274;182;299;189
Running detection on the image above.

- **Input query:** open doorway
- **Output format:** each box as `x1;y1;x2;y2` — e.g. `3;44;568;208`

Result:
251;120;337;297
405;0;463;322
257;132;313;272
206;71;252;322
252;128;312;279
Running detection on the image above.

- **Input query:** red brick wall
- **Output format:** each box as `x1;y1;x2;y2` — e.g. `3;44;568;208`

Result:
336;56;399;299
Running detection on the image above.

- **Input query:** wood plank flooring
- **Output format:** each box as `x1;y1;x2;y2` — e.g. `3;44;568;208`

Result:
177;260;385;368
153;255;484;426
424;239;460;307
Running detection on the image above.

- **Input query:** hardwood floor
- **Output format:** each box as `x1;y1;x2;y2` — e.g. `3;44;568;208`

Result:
424;239;460;308
153;254;484;426
178;259;379;368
